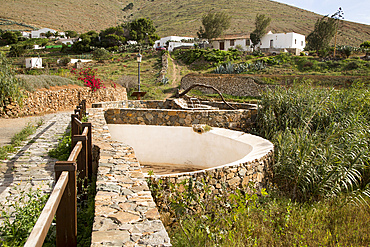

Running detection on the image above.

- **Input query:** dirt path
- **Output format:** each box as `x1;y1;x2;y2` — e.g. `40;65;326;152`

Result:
164;56;183;99
0;111;71;147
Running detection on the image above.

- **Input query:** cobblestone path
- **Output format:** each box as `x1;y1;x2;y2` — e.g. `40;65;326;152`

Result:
0;112;71;223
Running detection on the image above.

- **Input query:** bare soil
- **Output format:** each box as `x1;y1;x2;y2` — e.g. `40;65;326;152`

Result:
140;163;205;175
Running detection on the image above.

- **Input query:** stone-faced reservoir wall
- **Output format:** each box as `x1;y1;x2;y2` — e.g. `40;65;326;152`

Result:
104;107;257;133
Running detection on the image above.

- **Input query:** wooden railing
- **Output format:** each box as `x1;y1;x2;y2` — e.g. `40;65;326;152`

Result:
24;100;92;247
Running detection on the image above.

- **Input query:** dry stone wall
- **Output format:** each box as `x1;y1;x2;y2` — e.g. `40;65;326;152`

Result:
0;85;127;118
181;74;267;97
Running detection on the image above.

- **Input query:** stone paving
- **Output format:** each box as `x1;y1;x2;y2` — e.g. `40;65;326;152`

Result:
89;108;171;247
0;112;71;223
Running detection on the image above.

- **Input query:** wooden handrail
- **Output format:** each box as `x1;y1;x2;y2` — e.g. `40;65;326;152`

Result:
24;171;69;247
68;141;82;162
73;117;83;128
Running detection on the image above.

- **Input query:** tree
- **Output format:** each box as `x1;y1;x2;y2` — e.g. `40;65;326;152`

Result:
306;15;337;54
65;30;78;38
1;31;19;46
126;18;159;45
8;45;26;57
250;14;271;48
100;26;126;48
197;11;231;41
72;31;99;53
45;31;54;39
360;41;370;48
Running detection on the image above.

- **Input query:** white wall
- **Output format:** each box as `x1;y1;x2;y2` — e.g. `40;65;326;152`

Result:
107;125;272;170
155;36;194;47
212;38;253;51
25;57;43;68
31;28;59;38
168;42;194;52
259;32;305;50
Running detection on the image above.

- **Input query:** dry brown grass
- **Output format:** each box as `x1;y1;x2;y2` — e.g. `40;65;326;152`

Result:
0;0;369;46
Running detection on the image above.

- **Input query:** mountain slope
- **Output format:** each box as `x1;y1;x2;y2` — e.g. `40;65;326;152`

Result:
0;0;369;46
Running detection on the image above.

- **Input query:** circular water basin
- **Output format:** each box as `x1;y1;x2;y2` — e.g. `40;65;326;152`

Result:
107;124;273;175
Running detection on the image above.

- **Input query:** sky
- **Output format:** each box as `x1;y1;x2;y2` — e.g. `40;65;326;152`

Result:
271;0;370;25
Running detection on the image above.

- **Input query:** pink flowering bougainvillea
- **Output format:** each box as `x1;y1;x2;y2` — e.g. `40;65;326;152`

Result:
70;68;105;92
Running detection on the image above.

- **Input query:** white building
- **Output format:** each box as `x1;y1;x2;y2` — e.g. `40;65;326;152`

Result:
212;34;253;52
168;42;194;52
30;28;65;39
257;31;305;54
154;36;194;48
25;57;43;69
58;38;78;45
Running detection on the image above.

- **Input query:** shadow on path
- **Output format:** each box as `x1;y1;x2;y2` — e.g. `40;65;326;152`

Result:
0;121;56;194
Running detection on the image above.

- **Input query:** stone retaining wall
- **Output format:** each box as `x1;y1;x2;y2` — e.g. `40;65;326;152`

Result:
148;150;274;213
104;108;257;132
180;74;267;97
1;85;127;118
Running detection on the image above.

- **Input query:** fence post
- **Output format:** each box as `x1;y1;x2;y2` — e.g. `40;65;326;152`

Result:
55;161;77;247
82;122;92;179
74;109;82;121
71;114;79;137
81;99;86;117
72;135;88;191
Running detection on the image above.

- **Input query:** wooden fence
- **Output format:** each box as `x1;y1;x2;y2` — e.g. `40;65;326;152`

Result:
24;100;92;247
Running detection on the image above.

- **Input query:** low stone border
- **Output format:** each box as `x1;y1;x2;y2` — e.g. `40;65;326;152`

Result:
89;108;171;247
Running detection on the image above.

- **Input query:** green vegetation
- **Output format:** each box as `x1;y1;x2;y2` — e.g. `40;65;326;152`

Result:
0;187;54;246
125;18;160;46
256;84;370;201
250;13;271;47
197;11;231;41
48;130;71;161
0;52;23;108
148;83;370;246
306;15;338;54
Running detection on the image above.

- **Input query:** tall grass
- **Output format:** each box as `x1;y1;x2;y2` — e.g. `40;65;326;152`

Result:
16;75;82;92
256;83;370;202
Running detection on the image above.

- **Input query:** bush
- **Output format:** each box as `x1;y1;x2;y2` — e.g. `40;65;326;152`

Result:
92;48;111;61
58;57;71;66
0;53;23;107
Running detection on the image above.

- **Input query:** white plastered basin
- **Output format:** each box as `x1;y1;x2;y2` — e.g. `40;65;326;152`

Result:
107;124;273;174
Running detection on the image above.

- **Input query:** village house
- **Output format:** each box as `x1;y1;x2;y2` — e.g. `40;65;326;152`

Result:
212;34;253;52
154;36;194;49
25;57;43;69
257;31;306;55
30;28;65;39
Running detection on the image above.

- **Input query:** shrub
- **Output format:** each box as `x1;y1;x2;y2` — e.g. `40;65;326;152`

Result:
360;41;370;48
71;67;105;92
58;57;71;66
93;48;111;61
0;52;23;108
0;187;52;246
345;61;360;70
